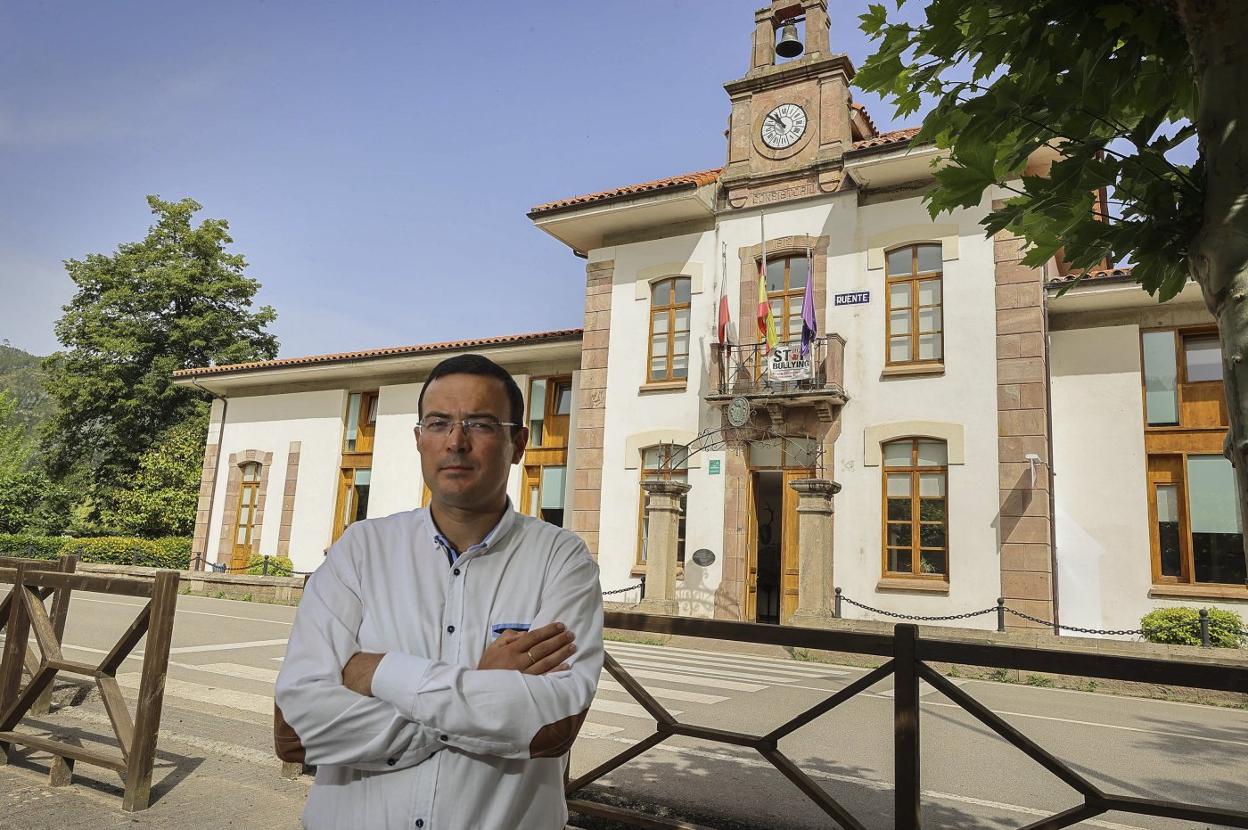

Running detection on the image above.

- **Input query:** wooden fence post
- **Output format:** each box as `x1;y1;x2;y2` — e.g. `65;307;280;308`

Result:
894;623;921;829
0;563;30;765
31;555;77;716
122;570;179;812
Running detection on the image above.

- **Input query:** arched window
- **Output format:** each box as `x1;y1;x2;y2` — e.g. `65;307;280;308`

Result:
636;444;688;568
882;438;948;579
763;253;810;343
647;277;691;382
885;244;943;366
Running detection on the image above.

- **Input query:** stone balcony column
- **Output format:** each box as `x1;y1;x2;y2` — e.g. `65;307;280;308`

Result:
787;477;841;627
638;479;692;616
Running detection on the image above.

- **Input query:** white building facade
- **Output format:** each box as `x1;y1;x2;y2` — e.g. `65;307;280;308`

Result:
176;0;1245;635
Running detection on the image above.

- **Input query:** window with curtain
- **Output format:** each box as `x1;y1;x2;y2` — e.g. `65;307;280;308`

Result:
882;439;949;579
648;277;691;382
763;253;810;343
635;445;688;568
884;244;943;366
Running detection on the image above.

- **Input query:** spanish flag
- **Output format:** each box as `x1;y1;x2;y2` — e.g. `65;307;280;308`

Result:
757;264;778;355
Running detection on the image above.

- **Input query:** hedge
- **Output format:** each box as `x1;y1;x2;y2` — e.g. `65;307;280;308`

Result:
246;554;293;577
0;534;192;570
1140;607;1247;649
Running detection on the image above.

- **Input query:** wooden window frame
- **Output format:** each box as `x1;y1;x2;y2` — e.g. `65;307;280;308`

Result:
646;277;691;383
881;438;950;581
1140;326;1227;432
763;254;810;345
634;445;688;569
332;464;372;543
1140;326;1240;588
343;391;379;454
884;244;944;368
231;462;262;569
526;375;573;450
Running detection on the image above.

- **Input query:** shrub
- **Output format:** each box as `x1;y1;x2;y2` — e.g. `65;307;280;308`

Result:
0;534;68;560
246;554;293;577
1140;607;1246;649
0;533;192;569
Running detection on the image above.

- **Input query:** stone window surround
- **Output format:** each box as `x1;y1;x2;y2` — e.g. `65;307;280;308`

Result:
633;261;705;300
864;224;961;271
739;234;829;350
276;441;301;559
863;421;966;466
623;429;701;470
216;449;274;565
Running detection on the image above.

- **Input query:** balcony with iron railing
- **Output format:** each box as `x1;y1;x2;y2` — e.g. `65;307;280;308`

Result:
708;334;848;418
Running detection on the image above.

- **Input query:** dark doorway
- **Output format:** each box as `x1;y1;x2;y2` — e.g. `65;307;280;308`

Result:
754;470;784;624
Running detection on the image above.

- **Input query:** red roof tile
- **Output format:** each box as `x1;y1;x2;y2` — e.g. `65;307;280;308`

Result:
850;102;878;137
850;126;922;151
1047;266;1134;287
173;328;584;378
528;128;925;216
528;168;722;216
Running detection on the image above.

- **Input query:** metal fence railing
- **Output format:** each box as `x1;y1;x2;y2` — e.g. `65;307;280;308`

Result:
567;611;1248;830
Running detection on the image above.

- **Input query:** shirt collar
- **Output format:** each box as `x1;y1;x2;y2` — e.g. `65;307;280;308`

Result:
428;499;517;564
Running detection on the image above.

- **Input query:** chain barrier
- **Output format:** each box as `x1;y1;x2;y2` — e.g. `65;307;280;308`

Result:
838;593;998;622
1003;606;1144;637
602;581;644;597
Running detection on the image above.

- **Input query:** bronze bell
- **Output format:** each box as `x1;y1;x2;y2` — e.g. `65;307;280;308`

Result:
775;22;803;58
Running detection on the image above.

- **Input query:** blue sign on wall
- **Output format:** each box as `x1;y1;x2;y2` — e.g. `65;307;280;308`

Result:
708;459;721;475
834;291;870;306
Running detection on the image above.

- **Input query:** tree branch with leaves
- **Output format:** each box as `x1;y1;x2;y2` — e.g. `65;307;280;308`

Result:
856;0;1248;581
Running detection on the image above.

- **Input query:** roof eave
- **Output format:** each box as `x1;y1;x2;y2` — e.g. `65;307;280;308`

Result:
529;182;718;253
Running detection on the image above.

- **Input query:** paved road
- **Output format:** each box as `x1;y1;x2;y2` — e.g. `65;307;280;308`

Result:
2;591;1245;829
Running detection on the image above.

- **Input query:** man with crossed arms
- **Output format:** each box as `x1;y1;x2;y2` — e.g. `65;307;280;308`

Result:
276;354;604;829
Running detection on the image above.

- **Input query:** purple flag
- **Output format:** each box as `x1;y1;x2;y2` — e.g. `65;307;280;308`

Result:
800;253;817;356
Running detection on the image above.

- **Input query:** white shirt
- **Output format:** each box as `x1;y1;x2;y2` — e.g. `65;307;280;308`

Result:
275;504;604;830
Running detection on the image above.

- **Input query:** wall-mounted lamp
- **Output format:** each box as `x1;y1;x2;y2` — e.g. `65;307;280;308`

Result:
1024;453;1043;487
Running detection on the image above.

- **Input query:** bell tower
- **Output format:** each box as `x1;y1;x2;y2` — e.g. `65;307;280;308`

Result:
721;0;867;210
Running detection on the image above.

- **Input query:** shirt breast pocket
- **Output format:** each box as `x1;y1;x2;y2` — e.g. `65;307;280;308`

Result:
489;621;531;640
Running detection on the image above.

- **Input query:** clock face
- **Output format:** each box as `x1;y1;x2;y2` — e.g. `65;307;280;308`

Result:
727;396;752;427
761;103;808;150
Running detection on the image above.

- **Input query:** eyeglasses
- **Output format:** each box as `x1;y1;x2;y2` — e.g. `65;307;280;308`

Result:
416;418;520;439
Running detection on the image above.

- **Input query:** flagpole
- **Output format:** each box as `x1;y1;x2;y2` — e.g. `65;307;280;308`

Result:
760;208;767;355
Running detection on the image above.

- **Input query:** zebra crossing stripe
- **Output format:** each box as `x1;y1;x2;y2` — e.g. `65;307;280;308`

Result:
608;656;811;686
605;642;846;676
117;673;272;716
606;650;842;684
590;697;680;720
611;667;765;693
596;679;726;705
185;662;281;684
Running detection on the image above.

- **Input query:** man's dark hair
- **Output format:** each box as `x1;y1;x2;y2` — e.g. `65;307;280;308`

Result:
418;353;525;427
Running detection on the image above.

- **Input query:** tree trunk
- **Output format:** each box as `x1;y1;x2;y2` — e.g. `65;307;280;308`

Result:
1179;0;1248;583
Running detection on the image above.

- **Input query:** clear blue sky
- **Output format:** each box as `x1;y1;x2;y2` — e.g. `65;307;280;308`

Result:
0;1;921;359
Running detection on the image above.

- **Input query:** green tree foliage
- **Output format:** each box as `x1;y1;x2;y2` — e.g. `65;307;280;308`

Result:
101;405;209;537
41;196;278;520
0;342;51;439
856;0;1248;572
0;390;81;535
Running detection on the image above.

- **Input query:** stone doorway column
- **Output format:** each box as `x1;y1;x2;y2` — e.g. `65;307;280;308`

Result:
787;478;841;627
638;479;692;616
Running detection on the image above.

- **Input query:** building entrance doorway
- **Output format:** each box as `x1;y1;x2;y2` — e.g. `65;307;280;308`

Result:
745;437;814;624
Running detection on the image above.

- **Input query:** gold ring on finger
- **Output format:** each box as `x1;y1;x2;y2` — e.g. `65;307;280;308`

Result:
526;649;536;665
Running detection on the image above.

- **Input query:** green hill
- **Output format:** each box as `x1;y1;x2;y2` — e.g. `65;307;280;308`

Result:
0;342;52;438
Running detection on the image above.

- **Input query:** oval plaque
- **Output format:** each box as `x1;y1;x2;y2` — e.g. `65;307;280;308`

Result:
690;548;716;567
727;396;751;428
